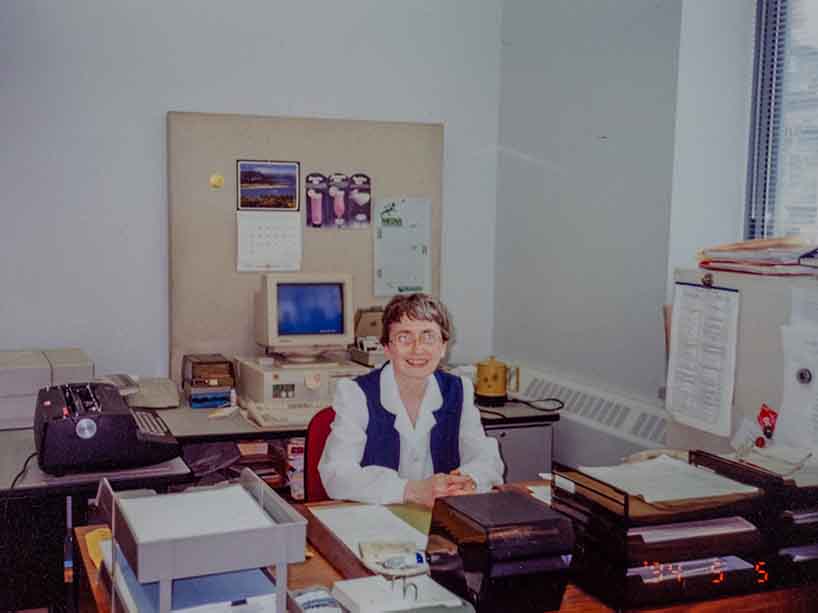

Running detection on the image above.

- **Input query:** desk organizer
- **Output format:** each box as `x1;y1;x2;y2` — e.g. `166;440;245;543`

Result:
552;452;778;609
95;468;306;613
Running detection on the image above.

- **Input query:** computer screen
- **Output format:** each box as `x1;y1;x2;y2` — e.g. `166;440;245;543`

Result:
255;273;355;354
278;282;344;336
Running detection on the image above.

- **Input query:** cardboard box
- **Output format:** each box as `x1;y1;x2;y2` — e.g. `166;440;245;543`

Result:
0;348;93;429
354;309;384;341
43;348;95;385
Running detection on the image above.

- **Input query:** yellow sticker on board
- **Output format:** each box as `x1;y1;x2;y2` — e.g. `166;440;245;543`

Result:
209;173;225;189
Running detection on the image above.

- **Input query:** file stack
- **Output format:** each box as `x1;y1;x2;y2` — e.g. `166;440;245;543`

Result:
698;237;818;276
181;353;235;409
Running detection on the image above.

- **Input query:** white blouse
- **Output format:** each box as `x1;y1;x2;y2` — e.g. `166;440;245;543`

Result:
318;363;505;504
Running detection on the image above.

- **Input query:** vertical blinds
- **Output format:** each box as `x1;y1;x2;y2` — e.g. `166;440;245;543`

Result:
746;0;818;240
745;0;788;239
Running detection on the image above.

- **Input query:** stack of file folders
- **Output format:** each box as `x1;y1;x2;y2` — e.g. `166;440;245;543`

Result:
182;353;235;409
694;449;818;589
697;237;818;276
551;451;773;609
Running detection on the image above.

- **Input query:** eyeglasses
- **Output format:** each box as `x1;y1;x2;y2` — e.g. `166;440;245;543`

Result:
390;330;442;348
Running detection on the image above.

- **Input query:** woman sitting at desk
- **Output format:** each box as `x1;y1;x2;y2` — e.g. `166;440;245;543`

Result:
319;293;504;508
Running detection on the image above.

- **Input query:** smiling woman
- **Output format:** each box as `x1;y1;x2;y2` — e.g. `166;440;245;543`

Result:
318;293;505;508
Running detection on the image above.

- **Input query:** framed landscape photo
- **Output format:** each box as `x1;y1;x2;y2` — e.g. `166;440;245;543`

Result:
237;160;300;211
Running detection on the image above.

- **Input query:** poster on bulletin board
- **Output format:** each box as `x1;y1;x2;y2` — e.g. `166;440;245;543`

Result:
373;197;431;296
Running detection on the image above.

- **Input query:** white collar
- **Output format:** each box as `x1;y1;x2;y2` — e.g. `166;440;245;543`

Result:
379;363;442;428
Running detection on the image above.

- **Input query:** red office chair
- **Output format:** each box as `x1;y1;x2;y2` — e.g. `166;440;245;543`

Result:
304;406;335;502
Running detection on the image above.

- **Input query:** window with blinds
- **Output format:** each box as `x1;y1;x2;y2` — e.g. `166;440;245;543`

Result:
746;0;818;240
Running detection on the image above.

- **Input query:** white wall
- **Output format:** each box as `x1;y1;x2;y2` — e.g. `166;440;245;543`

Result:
666;0;756;298
494;0;682;402
0;0;502;375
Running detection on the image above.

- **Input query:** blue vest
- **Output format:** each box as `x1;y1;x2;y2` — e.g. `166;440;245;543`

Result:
355;366;462;474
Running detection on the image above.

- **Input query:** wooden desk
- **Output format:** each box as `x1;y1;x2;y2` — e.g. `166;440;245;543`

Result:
77;510;818;613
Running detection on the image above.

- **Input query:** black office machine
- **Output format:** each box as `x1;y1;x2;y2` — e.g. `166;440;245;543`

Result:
427;490;574;612
34;382;179;475
551;451;779;610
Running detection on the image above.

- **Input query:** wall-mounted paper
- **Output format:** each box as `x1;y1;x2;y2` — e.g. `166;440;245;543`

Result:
373;197;431;296
775;323;818;450
237;210;302;271
666;282;739;437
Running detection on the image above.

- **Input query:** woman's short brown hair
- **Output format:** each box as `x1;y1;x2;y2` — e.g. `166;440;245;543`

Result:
380;293;452;346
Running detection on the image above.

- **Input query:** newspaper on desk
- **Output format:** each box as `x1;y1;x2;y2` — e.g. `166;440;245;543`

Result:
578;454;758;503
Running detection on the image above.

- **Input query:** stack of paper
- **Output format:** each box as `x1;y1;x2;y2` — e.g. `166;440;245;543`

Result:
697;237;818;276
579;455;759;503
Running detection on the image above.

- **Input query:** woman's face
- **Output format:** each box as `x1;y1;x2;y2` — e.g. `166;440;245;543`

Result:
384;316;447;383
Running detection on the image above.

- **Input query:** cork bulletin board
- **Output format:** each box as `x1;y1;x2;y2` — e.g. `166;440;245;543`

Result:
167;112;443;380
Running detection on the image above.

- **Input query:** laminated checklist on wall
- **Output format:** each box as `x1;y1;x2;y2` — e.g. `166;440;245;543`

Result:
666;282;739;437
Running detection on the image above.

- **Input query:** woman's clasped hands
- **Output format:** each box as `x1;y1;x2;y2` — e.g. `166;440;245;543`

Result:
404;469;477;508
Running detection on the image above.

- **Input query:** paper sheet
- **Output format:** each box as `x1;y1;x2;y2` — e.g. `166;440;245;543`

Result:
790;288;818;326
629;516;756;544
373;197;431;296
527;485;552;505
118;484;273;542
237;210;302;271
666;283;739;436
310;504;428;560
773;323;818;450
722;448;818;487
579;455;758;503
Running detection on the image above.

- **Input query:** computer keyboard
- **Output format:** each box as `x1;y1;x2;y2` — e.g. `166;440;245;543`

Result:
243;399;325;428
133;409;171;436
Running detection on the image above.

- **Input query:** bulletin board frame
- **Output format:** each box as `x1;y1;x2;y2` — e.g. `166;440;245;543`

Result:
167;112;443;381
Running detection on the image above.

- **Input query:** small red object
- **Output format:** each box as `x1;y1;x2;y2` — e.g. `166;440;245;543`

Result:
757;404;778;436
755;436;766;448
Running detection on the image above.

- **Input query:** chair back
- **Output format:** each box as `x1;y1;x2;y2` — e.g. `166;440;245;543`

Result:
304;406;335;502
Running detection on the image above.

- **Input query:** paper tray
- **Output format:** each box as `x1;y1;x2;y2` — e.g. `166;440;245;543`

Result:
552;461;764;527
96;469;306;583
696;449;818;510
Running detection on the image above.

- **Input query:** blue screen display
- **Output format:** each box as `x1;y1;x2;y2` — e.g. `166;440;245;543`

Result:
277;283;344;336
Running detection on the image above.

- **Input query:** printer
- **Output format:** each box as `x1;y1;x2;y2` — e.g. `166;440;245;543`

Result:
427;490;574;613
34;382;180;475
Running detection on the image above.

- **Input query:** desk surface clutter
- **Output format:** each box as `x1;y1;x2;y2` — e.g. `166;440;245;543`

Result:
73;477;818;613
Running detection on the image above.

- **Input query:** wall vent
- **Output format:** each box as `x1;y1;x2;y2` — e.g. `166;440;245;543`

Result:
521;373;667;467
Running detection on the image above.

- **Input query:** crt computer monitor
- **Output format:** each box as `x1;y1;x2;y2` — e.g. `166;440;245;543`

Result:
255;273;355;356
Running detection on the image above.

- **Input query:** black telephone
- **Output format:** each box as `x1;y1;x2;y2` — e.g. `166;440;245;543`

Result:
34;382;179;476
